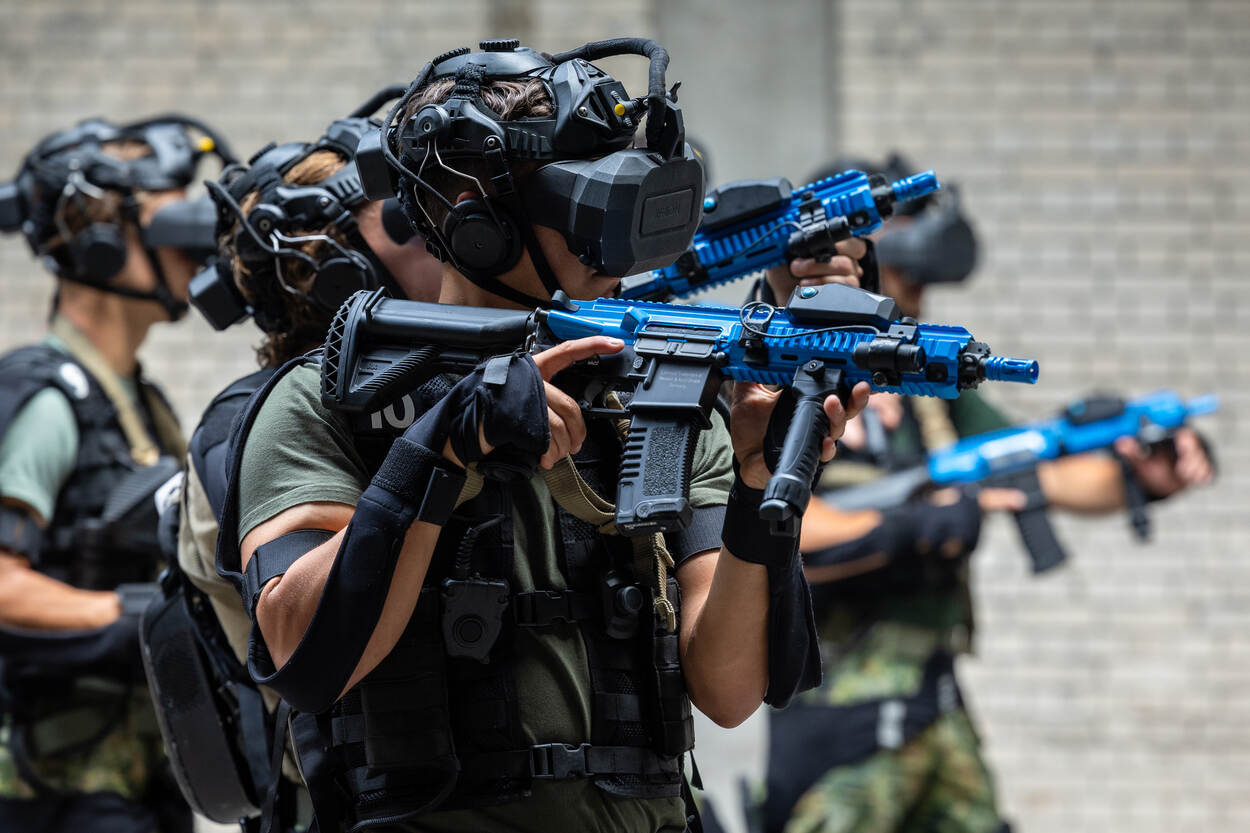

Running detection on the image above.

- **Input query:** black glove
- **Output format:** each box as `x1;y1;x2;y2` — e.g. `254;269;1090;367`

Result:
805;491;982;569
908;491;983;559
402;353;549;481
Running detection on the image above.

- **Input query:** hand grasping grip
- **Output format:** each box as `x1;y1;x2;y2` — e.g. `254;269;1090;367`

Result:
759;363;843;536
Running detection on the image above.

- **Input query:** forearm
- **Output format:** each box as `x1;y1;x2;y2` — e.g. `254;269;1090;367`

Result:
800;494;885;551
680;549;769;728
1038;453;1125;513
0;553;119;629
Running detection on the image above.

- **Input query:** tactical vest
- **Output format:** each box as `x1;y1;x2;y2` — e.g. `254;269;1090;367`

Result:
0;343;179;589
218;358;694;831
0;337;183;798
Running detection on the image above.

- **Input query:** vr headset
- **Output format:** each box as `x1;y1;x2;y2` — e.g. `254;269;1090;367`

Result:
190;89;415;331
0;115;235;318
875;185;978;285
356;38;705;308
0;116;234;262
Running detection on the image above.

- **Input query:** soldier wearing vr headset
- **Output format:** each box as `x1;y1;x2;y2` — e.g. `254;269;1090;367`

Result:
0;115;232;833
754;155;1215;833
139;99;439;833
210;39;868;833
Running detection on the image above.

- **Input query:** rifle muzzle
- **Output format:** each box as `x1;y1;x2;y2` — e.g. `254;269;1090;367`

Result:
980;355;1039;384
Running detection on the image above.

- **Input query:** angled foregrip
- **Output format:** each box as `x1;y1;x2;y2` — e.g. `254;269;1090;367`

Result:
1011;505;1068;573
1117;454;1153;541
760;393;829;534
615;414;700;536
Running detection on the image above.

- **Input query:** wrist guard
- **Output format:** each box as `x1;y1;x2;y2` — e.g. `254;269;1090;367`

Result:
372;437;466;525
721;474;798;567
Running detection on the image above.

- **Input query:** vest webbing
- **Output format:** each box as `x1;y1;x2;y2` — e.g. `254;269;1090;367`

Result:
50;314;185;464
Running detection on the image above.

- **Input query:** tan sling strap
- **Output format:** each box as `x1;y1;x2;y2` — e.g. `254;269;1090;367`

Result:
541;455;678;633
51;315;185;465
910;395;959;453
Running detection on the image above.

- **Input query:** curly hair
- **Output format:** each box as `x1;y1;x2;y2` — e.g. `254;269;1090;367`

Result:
220;149;355;368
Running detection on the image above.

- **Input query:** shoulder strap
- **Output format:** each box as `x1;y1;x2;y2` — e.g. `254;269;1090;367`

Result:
138;378;187;460
190;369;279;520
50;315;163;465
910;395;959;452
0;344;74;443
216;358;319;583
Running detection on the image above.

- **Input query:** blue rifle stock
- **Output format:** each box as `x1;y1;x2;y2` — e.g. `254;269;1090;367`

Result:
824;391;1218;572
321;284;1038;537
618;168;940;302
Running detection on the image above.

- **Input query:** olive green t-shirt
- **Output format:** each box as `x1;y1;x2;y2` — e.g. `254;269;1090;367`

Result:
236;363;733;832
803;391;1012;707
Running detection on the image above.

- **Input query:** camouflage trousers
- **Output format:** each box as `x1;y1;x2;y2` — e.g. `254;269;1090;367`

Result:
783;708;1001;833
0;691;163;800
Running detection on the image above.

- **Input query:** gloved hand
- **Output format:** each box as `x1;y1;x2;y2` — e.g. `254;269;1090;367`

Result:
0;583;159;683
445;353;551;475
906;490;983;560
401;337;624;481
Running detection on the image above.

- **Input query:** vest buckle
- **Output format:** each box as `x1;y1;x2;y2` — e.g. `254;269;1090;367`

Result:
530;742;591;779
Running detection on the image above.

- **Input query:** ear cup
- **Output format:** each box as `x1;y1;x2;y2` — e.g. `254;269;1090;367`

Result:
443;198;521;275
311;254;373;311
69;222;128;283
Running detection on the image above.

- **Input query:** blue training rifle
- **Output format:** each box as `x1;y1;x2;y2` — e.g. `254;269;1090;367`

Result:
618;167;939;302
823;390;1218;572
321;283;1038;537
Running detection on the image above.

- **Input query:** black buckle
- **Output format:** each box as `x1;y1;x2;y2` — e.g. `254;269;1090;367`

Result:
530;743;590;779
514;591;578;627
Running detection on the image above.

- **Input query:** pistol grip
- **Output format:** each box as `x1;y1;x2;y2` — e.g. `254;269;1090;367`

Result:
615;414;699;536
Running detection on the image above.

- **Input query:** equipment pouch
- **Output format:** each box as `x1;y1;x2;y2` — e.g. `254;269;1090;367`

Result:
140;579;263;824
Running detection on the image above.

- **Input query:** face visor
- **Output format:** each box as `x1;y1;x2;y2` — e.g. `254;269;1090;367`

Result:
142;195;219;267
522;145;704;277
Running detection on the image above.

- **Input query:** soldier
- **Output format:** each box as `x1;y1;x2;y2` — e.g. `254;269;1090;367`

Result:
215;39;868;832
149;104;441;832
0;116;232;833
755;155;1214;833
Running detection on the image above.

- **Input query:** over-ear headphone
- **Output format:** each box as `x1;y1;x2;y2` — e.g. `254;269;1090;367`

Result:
441;196;522;277
305;247;377;311
231;172;380;313
66;220;128;283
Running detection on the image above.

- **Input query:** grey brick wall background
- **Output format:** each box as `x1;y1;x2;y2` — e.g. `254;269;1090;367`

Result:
1;2;1246;832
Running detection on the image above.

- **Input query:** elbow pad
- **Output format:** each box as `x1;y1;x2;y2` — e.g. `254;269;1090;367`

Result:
0;504;42;563
247;438;465;713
